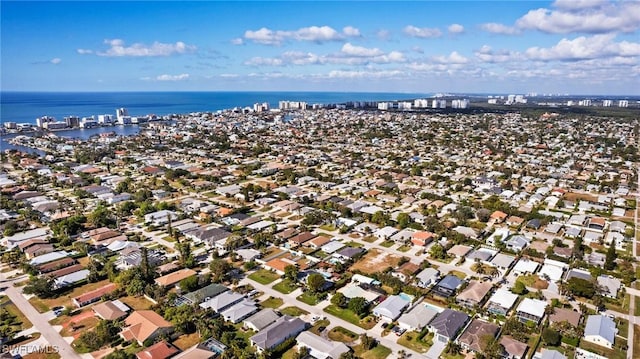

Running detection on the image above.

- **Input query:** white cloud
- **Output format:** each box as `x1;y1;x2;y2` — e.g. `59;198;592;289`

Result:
474;45;520;63
341;43;383;57
525;34;640;61
76;49;93;55
243;25;360;45
448;24;465;34
480;23;521;35
552;0;607;11
50;58;61;64
231;38;244;45
94;39;196;57
516;1;640;33
326;69;405;79
433;51;469;64
343;26;361;37
155;73;190;81
403;25;442;38
244;44;405;66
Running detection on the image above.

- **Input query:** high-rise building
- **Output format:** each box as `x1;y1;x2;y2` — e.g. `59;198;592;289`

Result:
619;100;629;108
116;108;131;125
451;99;469;109
602;100;613;107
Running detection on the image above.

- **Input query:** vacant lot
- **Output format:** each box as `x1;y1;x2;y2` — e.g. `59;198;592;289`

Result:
350;249;402;274
248;269;280;285
328;326;358;343
119;296;153;311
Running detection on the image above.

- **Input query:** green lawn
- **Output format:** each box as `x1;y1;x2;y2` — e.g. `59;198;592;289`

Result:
323;304;376;329
353;343;392;359
397;331;433;353
260;296;284;309
280;306;309;316
380;240;395;248
448;270;468;280
273;279;298;294
397;245;412;252
635;296;640;316
634;325;640;359
617;318;629;338
297;292;322;305
248;269;280;285
319;224;337;231
327;326;358;343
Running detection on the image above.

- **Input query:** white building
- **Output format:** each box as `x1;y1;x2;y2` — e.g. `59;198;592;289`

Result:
618;100;629;107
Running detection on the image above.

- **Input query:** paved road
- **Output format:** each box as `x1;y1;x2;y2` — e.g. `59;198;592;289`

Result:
239;276;427;359
0;273;82;359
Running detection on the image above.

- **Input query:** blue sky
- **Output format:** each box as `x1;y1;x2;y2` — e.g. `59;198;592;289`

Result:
2;1;639;94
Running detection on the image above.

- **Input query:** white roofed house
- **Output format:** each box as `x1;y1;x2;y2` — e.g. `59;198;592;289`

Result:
295;331;350;359
583;315;617;349
516;298;547;324
397;304;440;331
597;275;621;298
249;315;307;353
372;295;410;322
415;267;440;288
144;210;178;226
487;289;519;316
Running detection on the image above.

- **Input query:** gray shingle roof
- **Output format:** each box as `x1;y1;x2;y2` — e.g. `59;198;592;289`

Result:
429;309;469;340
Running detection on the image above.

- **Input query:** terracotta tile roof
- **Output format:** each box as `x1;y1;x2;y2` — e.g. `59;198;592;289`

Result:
265;258;296;273
122;310;173;344
135;341;180;359
73;283;117;305
154;268;197;287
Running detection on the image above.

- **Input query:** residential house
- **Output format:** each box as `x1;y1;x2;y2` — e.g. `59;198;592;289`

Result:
597;275;622;299
583;315;617;349
505;235;530;252
372;295;410;322
457;319;500;353
249;315;307;353
428;309;470;343
72;283;118;308
172;341;221;359
92;300;130;321
120;310;174;346
332;247;364;262
144;210;178;226
135;340;179;359
548;308;581;328
220;300;259;324
415;268;440;288
516;298;547;324
288;232;316;247
199;291;245;313
456;280;493;309
500;336;529;359
154;268;197;289
397;304;439;331
243;309;280;332
433;275;463;298
296;331;350;359
179;283;229;306
540;349;567;359
487;289;519;316
411;231;435;246
392;262;420;283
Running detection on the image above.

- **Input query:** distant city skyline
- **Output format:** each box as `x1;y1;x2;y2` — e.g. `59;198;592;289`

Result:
2;1;639;95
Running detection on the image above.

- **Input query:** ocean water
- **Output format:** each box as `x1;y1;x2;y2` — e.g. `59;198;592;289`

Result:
0;91;430;124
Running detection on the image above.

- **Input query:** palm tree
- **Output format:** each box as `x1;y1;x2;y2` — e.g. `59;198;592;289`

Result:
486;266;500;277
471;262;487;275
